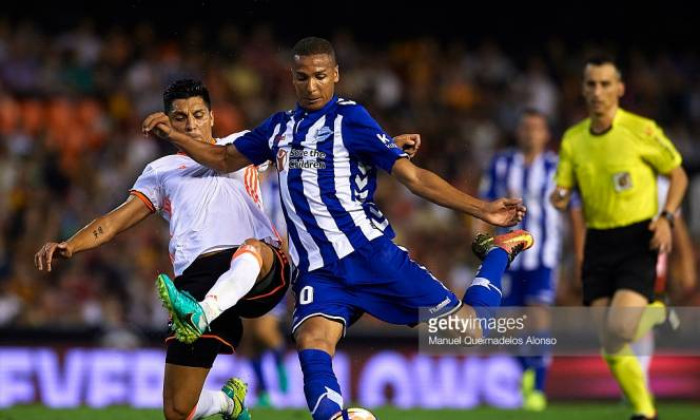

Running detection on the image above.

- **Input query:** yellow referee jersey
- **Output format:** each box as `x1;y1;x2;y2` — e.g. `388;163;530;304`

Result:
555;108;682;229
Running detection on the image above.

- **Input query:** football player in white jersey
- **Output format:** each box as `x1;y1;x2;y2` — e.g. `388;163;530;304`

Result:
35;79;293;420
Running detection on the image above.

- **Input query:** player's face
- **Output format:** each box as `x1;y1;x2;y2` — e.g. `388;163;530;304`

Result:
582;63;624;116
168;97;214;142
517;114;549;154
292;53;339;111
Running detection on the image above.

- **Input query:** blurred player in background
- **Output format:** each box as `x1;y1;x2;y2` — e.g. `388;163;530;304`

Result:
475;109;565;411
145;36;533;420
35;79;295;420
551;56;687;420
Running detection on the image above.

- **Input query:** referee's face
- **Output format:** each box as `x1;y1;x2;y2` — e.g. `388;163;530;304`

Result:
292;53;339;111
583;63;624;116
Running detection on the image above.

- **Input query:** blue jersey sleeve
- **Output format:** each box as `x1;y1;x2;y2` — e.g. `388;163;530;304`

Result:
341;105;407;173
233;114;279;165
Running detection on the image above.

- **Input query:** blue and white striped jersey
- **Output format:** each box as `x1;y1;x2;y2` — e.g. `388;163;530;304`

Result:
235;96;407;273
479;149;563;270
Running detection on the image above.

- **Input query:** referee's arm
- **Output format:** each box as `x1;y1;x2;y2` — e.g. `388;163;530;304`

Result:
550;186;573;211
651;165;688;253
550;140;575;211
659;165;687;216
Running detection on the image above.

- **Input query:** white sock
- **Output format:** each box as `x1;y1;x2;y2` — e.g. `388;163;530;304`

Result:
190;390;232;419
199;246;262;328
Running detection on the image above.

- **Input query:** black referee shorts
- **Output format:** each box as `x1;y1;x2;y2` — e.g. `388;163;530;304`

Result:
582;219;657;305
166;243;291;368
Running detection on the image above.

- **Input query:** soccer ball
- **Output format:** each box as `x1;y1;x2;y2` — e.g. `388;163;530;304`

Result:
330;407;377;420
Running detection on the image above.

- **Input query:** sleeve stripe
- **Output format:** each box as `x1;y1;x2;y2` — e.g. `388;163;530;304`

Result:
129;190;156;213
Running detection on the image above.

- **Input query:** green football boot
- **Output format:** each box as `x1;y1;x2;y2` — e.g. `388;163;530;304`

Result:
156;273;208;344
222;377;251;420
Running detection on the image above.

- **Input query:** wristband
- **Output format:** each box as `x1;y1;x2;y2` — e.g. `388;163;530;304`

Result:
660;210;675;228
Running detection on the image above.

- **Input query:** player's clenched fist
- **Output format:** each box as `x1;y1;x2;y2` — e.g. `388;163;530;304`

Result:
142;112;173;139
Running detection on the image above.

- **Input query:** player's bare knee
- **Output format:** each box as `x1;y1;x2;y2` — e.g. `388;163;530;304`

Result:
241;238;273;281
294;320;339;355
242;237;263;249
241;238;264;260
454;306;483;340
606;319;637;343
163;400;193;420
295;330;335;353
467;326;484;340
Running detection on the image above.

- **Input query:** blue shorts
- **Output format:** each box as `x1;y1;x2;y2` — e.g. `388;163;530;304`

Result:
290;236;462;335
501;267;555;306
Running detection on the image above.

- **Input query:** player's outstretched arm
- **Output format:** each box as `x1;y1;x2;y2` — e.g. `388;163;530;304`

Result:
391;158;525;227
34;195;152;272
142;112;252;173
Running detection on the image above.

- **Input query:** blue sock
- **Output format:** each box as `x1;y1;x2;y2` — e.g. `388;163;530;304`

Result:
517;355;529;372
272;346;285;367
530;331;551;392
521;355;548;392
251;355;268;393
463;248;508;318
274;346;289;393
521;330;551;393
534;357;548;392
299;349;343;420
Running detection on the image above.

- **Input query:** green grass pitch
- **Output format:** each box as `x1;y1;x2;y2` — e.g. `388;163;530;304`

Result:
2;403;699;420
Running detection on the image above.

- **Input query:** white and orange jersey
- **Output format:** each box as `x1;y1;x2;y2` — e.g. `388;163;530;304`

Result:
130;131;280;276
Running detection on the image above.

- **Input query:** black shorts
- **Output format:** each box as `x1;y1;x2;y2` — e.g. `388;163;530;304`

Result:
582;219;657;305
166;244;291;368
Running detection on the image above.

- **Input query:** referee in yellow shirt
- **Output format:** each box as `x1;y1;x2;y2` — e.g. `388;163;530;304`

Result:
551;56;687;420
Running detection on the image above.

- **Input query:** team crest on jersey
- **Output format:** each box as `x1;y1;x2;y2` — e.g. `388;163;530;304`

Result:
613;171;633;192
315;126;334;142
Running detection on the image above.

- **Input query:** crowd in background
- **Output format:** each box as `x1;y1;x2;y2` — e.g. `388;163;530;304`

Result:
1;20;699;340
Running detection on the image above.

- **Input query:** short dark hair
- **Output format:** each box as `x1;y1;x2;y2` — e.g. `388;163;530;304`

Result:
292;37;336;63
163;79;211;112
584;54;622;79
520;107;550;126
522;107;547;119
